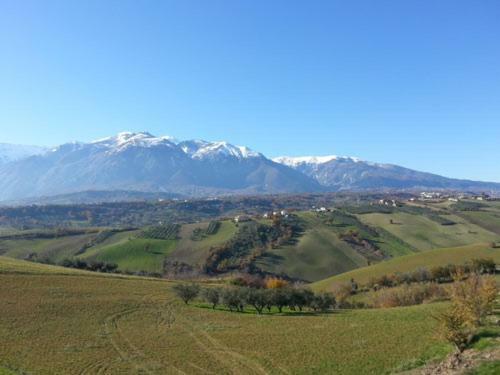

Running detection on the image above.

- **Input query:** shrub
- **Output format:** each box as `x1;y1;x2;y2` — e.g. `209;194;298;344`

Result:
435;307;471;352
371;283;447;308
449;273;497;327
230;274;266;288
411;267;431;283
332;283;354;308
471;258;496;275
172;283;200;305
265;277;289;289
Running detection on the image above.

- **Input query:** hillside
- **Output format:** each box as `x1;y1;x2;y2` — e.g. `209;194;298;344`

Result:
0;256;452;374
312;243;500;291
1;199;499;282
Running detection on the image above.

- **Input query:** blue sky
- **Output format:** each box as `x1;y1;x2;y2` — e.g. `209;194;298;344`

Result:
1;0;499;181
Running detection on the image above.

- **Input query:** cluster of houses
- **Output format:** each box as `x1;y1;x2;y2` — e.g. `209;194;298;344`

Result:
311;206;331;213
410;192;493;203
234;210;290;223
374;199;398;207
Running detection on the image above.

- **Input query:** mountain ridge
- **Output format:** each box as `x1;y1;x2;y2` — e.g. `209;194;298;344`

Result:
0;131;498;202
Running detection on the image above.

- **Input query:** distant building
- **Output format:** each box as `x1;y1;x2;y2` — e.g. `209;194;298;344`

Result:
234;215;251;223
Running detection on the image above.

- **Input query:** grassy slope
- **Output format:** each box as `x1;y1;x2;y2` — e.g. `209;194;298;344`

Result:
257;213;368;282
0;257;450;374
0;233;99;262
0;255;90;276
457;211;500;236
168;220;237;265
358;212;497;251
312;243;500;291
83;238;177;273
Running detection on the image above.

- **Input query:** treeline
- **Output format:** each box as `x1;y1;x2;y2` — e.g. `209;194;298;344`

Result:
365;258;496;290
58;258;118;273
172;283;335;314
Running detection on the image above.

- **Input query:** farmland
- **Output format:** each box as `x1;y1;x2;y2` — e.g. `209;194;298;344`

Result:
0;200;499;282
0;197;499;374
0;256;451;374
312;242;500;291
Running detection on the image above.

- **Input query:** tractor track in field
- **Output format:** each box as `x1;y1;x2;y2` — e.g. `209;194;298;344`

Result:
178;315;270;375
78;291;281;375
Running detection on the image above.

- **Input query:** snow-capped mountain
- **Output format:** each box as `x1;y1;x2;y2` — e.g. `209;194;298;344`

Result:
91;132;178;153
179;139;262;160
0;143;48;164
273;155;361;167
0;132;319;201
0;132;498;203
273;155;500;192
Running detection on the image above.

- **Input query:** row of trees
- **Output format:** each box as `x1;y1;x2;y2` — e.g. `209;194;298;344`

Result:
366;258;496;289
58;258;118;273
172;284;336;314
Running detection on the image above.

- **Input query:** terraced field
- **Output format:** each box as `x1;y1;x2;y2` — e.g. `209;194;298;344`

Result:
0;257;451;374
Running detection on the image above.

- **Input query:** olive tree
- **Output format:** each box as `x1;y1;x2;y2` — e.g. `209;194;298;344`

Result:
172;283;200;305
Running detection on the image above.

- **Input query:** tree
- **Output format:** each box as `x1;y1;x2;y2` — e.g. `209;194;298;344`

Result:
311;292;336;312
270;288;291;313
245;288;267;314
202;287;221;309
289;288;314;312
221;288;243;312
172;283;200;305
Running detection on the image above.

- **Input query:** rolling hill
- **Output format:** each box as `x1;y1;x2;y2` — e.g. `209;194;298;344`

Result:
0;256;451;374
312;243;500;291
1;200;498;282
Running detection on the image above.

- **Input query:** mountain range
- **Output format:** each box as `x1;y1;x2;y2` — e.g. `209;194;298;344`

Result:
0;131;498;203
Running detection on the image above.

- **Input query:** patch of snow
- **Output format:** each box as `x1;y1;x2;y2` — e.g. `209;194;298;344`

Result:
91;132;177;153
189;141;261;160
273;155;361;166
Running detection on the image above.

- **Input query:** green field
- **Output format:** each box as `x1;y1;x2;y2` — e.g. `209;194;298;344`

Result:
457;211;500;235
312;243;500;291
84;238;177;273
0;257;452;374
0;233;99;262
357;212;497;251
168;220;237;265
257;212;416;282
0;201;499;282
